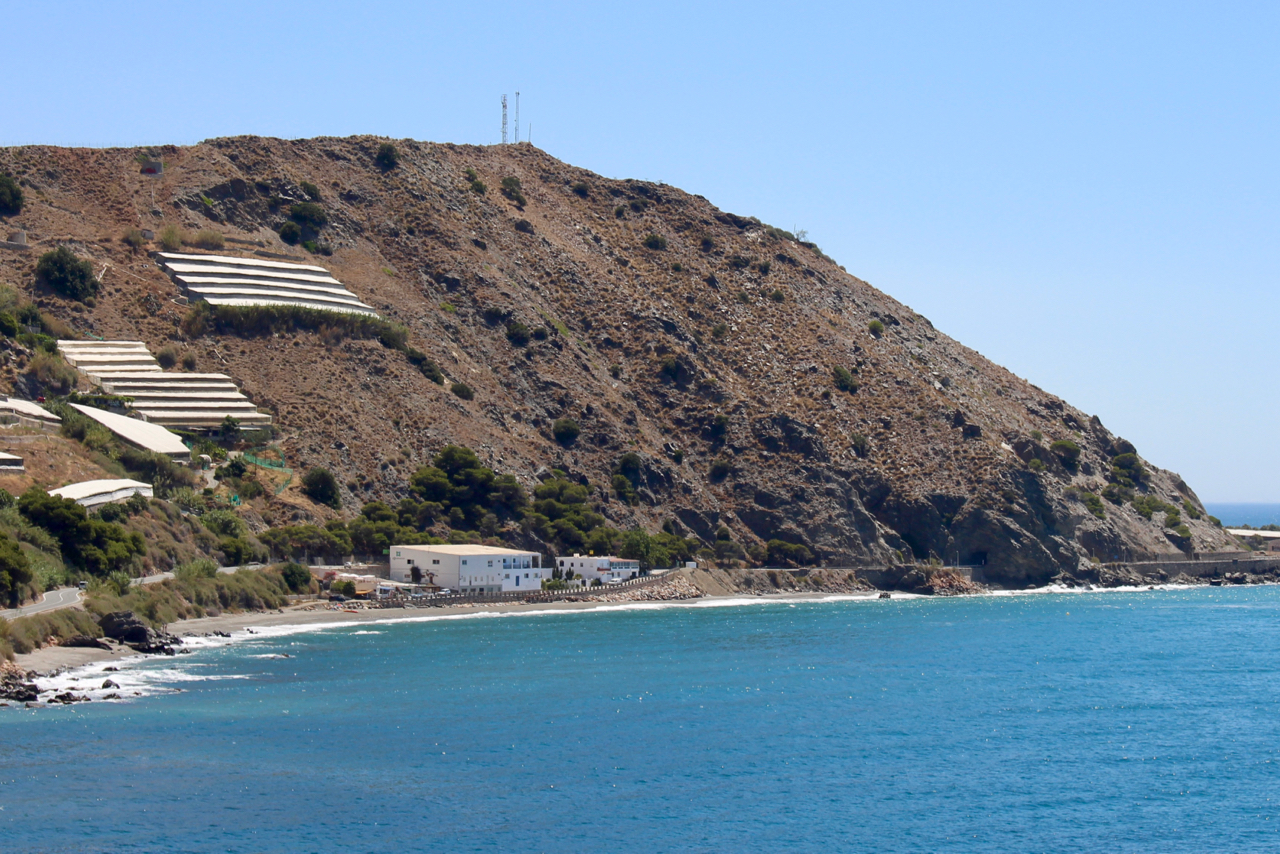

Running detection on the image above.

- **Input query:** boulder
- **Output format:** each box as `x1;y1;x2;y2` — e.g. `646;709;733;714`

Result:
63;636;112;650
98;611;181;654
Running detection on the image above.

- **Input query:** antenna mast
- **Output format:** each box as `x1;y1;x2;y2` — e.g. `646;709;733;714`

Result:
501;95;508;144
515;91;520;144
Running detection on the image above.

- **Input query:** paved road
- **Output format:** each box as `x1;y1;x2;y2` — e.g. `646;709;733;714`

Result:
0;587;83;620
130;564;266;586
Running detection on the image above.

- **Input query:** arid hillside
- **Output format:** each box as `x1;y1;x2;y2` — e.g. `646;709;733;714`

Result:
0;136;1234;585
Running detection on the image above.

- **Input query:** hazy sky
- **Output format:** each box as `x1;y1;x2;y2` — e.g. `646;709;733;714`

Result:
6;2;1278;500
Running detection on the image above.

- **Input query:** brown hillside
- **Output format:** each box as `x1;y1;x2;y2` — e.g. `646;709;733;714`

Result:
0;136;1234;585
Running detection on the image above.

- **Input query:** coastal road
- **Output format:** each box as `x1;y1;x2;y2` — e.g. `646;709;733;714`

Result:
1;587;83;620
130;563;267;586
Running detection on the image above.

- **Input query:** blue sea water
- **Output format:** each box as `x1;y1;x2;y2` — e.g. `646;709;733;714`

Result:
4;588;1280;853
1205;502;1280;528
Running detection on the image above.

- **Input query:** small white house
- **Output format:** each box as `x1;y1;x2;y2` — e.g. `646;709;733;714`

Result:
49;478;153;510
389;544;543;593
557;555;641;585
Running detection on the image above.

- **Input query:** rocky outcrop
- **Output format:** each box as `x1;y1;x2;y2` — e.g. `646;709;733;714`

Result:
98;611;181;654
0;662;39;702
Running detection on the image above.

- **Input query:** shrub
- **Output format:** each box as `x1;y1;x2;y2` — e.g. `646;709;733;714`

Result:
451;381;474;401
1050;439;1081;469
514;219;534;234
182;352;197;371
710;413;730;438
1028;458;1046;472
470;179;487;195
159;224;184;251
833;366;858;393
614;205;627;218
532;326;549;341
1174;524;1192;539
850;433;870;458
300;181;321;201
728;255;751;270
709;458;731;481
1163;511;1182;528
157;345;179;369
711;323;729;339
501;177;527;207
505;321;531;346
28;352;76;394
174;557;218;582
301;467;341;509
36;246;99;301
375;142;400;170
571;182;590;198
659;355;682;382
1080;491;1105;519
643;234;668;250
281;561;312;592
756;261;772;275
122;228;147;249
767;539;813;567
189;229;224;250
1030;429;1043;442
553;418;581;446
868;319;885;337
700;237;715;252
769;289;785;303
0;174;22;216
289;202;328;230
279;221;301;244
609;364;621;379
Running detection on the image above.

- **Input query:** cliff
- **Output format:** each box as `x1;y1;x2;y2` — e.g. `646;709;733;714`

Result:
0;136;1235;586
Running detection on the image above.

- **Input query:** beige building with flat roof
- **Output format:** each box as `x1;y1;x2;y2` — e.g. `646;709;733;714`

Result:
389;544;544;593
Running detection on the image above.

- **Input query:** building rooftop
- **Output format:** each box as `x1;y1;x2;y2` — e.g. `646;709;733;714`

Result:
392;544;540;556
50;478;151;503
70;403;191;457
1;397;61;422
1227;528;1280;539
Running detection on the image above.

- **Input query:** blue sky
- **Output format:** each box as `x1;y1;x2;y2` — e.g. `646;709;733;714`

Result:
6;2;1278;500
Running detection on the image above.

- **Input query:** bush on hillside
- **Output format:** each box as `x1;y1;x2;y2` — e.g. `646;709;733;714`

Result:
643;234;668;250
1051;439;1081;469
157;345;179;369
122;228;147;249
833;366;858;393
571;182;590;198
868;319;885;337
0;174;22;216
17;488;144;576
289;202;328;230
506;321;531;346
36;246;99;301
278;221;301;244
375;143;400;170
552;418;581;446
188;229;225;250
159;224;184;251
301;467;341;509
451;381;474;401
300;181;322;201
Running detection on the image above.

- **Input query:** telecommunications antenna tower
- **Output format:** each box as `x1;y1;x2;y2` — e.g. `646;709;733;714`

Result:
515;91;520;144
501;95;508;144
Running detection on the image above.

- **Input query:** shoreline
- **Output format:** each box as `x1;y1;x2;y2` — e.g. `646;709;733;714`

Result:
11;579;1242;677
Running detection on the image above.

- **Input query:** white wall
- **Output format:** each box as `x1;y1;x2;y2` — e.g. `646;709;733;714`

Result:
390;547;542;593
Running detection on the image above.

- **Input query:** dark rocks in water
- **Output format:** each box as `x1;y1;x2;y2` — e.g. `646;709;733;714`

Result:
0;671;39;702
879;592;892;599
101;679;120;690
103;693;121;700
103;666;119;672
47;692;90;704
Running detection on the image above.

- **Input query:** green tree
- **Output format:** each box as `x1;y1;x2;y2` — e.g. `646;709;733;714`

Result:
375;143;400;170
281;562;312;593
0;531;33;607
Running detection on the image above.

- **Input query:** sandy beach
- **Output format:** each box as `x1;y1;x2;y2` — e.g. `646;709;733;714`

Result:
13;588;888;675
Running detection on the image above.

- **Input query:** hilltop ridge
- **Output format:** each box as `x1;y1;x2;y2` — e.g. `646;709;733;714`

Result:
0;135;1235;586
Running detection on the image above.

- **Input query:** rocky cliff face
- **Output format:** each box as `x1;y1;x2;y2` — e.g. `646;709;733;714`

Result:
0;136;1235;585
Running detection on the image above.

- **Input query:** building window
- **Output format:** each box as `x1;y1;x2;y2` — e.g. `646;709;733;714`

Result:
432;559;440;565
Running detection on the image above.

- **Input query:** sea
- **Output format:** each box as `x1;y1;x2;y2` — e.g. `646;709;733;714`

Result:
3;587;1280;853
1204;502;1280;528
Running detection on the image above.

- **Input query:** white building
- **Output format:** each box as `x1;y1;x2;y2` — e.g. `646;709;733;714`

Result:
389;544;544;593
557;555;641;585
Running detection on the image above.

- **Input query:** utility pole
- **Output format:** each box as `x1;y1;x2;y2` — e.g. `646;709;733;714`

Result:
515;91;520;143
501;95;508;144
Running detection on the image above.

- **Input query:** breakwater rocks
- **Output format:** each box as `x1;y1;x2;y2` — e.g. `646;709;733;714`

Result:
1053;557;1280;589
567;574;703;603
